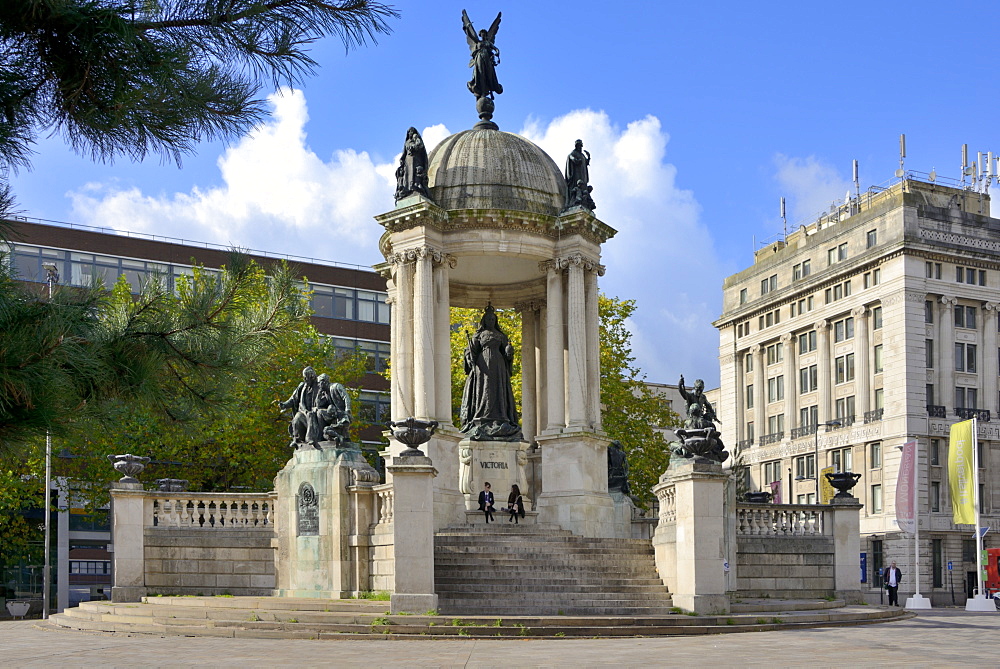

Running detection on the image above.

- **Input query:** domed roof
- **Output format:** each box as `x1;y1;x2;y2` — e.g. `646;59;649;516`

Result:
427;128;567;217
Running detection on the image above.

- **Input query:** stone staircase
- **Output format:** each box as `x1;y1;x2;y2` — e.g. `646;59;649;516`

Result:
434;523;674;616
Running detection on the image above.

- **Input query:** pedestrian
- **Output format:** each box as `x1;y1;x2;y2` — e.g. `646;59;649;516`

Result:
883;561;903;606
478;482;495;523
507;484;524;524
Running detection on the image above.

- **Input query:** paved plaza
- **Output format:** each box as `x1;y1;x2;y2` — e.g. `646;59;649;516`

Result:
1;609;996;667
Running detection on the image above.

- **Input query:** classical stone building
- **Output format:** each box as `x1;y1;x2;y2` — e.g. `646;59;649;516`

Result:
715;176;999;604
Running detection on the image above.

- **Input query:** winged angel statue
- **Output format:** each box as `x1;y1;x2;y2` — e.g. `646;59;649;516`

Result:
462;10;503;100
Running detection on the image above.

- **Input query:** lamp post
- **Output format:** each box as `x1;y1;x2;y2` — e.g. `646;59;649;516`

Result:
814;420;842;502
41;262;59;620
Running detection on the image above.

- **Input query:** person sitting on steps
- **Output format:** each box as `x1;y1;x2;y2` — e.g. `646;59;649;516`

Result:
478;482;495;523
507;484;524;524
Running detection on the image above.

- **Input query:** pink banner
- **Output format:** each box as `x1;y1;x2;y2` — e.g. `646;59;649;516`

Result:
895;440;916;533
770;480;782;505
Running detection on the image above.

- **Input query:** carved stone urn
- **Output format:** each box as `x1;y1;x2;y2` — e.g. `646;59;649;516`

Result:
156;478;189;492
744;491;773;504
107;453;151;483
825;471;862;498
388;417;439;456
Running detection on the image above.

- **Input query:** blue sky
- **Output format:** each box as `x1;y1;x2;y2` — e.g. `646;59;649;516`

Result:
8;1;1000;386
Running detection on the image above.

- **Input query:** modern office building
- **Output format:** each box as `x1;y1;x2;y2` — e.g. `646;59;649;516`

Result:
715;175;999;604
3;216;392;610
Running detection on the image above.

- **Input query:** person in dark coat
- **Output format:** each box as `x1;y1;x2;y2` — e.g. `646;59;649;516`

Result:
507;484;525;524
883;561;903;606
478;482;495;523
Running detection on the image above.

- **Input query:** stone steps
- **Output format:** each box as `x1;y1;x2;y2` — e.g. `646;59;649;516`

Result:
45;597;911;639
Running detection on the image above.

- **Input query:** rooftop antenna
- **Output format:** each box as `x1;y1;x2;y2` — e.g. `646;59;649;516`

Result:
895;134;906;179
780;197;787;239
962;144;970;187
852;159;860;199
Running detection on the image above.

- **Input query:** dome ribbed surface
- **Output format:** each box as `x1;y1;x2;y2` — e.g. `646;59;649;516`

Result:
427;128;567;216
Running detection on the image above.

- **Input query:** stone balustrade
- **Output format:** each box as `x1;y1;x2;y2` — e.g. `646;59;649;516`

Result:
374;484;395;525
735;503;825;537
150;492;275;529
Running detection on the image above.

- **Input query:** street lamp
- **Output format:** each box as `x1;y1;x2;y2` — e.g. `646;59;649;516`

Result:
814;419;842;502
41;262;58;620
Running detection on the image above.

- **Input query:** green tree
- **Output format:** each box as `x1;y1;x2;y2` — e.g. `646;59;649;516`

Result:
448;297;679;503
0;253;311;451
0;0;396;183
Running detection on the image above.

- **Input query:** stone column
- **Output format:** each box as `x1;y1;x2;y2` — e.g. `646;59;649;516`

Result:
413;248;435;420
434;255;453;422
734;351;745;443
751;345;765;438
110;483;149;602
537;305;548;433
940;297;956;410
386;285;402;424
984;303;999;414
585;264;603;430
543;260;565;433
816;320;832;423
854;306;870;416
782;332;796;429
520;303;538;443
388;454;438;614
393;255;414;420
566;255;587;430
651;459;730;614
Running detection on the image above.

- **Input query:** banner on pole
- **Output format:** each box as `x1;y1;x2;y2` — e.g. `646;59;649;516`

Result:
770;480;781;504
948;420;976;525
820;466;836;505
894;439;916;533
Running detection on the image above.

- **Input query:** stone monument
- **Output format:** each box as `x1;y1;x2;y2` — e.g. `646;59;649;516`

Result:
373;12;618;537
273;366;380;598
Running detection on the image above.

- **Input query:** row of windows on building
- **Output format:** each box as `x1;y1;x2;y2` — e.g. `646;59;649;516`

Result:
6;243;391;326
69;561;110;575
746;353;886;407
738;287;885;339
744;311;884;375
746;389;883;441
740;229;882;305
926;261;988;287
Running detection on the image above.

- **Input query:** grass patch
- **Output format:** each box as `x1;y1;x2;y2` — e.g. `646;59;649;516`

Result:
516;623;528;637
492;618;503;627
451;617;474;627
669;607;684;614
755;618;768;624
557;609;565;615
555;632;566;637
458;628;470;637
823;595;836;602
725;618;736;625
353;591;391;601
425;609;438;616
770;617;783;624
685;611;698;617
428;622;436;627
286;617;298;623
370;615;392;633
248;612;260;622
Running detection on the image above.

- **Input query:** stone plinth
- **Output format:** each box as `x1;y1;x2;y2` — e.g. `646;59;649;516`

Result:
459;439;531;515
652;458;729;615
110;482;149;603
828;496;864;603
388;454;438;614
535;431;615;538
273;445;378;598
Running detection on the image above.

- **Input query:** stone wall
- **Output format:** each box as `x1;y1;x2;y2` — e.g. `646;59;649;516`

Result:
143;528;275;596
736;535;835;599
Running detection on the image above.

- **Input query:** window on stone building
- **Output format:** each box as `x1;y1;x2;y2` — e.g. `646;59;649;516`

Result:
828;243;848;265
834;317;854;342
835;354;855;383
793;260;811;280
800;405;818;427
768;413;784;434
761;274;777;296
867;229;878;248
870;442;882;469
766;342;784;365
871;484;883;514
926;262;941;279
872;306;882;329
925;300;934;323
746;422;755;441
740;288;748;304
980;270;987;286
745;353;753;372
875;388;884;410
746;385;754;409
799;365;818;394
931;482;941;513
836;396;856;421
874;345;884;373
767;376;784;403
926;384;935;405
872;539;885;587
954;305;977;329
963;539;977;562
955;386;978;409
799;330;817;354
763;460;782;485
932;539;943;588
955;343;977;373
795;454;816;479
931;439;941;466
926;340;934;369
831;447;853;473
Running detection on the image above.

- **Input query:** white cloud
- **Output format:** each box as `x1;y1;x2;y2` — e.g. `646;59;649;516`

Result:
523;110;724;386
69;93;725;386
773;154;853;226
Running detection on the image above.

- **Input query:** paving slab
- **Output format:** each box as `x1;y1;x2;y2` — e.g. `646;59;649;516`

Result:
1;608;997;667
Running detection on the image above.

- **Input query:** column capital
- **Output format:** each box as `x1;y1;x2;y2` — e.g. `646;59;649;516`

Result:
814;319;830;331
750;344;762;355
852;305;868;318
514;299;545;312
391;245;452;266
780;332;794;344
939;295;959;308
984;301;1000;313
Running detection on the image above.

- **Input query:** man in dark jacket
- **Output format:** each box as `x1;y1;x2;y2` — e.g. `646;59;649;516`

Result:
883;561;903;606
478;482;495;523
